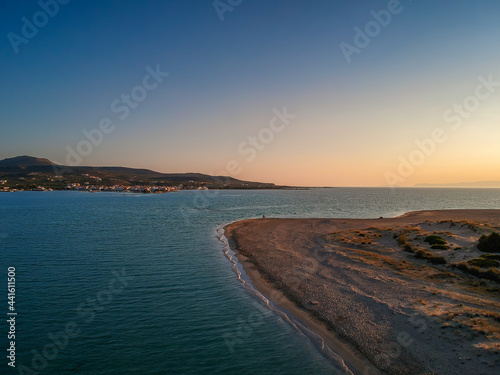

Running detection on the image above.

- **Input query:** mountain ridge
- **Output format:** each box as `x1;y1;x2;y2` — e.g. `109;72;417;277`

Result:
0;155;281;190
0;155;56;167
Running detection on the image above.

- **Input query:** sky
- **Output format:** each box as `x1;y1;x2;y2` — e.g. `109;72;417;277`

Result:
1;0;499;187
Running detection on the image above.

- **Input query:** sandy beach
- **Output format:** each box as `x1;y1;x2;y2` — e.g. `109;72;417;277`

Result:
224;210;500;375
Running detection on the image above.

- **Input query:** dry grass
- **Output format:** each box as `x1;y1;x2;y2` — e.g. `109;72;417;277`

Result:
452;262;500;283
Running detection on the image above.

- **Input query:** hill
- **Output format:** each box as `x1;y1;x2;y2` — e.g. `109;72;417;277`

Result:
0;155;56;167
0;156;282;191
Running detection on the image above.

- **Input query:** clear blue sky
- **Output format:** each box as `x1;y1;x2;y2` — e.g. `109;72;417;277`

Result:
1;0;499;186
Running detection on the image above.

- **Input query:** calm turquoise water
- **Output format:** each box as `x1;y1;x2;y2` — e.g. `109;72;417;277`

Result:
1;188;499;374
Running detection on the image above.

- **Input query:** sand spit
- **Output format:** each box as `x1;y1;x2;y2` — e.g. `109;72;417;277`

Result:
224;210;500;375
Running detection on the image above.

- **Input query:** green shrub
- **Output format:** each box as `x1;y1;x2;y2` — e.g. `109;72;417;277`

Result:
404;244;415;253
468;224;478;233
424;235;447;245
414;249;447;264
468;258;499;268
453;262;500;283
481;254;500;261
431;244;449;250
429;256;447;265
415;249;428;259
477;232;500;253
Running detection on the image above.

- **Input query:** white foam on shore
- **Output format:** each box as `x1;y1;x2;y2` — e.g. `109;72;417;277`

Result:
217;225;357;375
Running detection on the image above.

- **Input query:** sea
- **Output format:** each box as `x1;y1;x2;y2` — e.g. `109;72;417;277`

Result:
1;188;499;375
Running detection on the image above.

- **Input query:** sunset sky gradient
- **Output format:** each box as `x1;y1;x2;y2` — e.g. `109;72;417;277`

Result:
1;0;499;186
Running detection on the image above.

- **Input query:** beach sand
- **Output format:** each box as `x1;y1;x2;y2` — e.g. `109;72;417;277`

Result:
224;210;500;375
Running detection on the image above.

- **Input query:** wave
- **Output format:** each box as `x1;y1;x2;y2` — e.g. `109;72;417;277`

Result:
216;205;290;211
216;225;356;375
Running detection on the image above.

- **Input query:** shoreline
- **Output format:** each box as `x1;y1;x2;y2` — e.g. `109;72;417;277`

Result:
219;227;365;375
224;209;500;375
223;225;377;375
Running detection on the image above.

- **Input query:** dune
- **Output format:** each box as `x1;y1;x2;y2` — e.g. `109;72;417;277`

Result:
224;210;500;375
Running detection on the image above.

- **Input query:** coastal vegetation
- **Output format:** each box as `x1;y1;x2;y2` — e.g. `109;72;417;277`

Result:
226;210;500;375
452;262;500;283
468;257;499;268
481;253;500;260
328;220;500;282
397;231;448;263
430;244;449;250
414;249;447;264
424;235;447;245
477;232;500;253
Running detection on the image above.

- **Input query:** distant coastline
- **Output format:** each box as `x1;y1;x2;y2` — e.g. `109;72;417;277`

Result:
0;155;290;192
415;181;500;188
